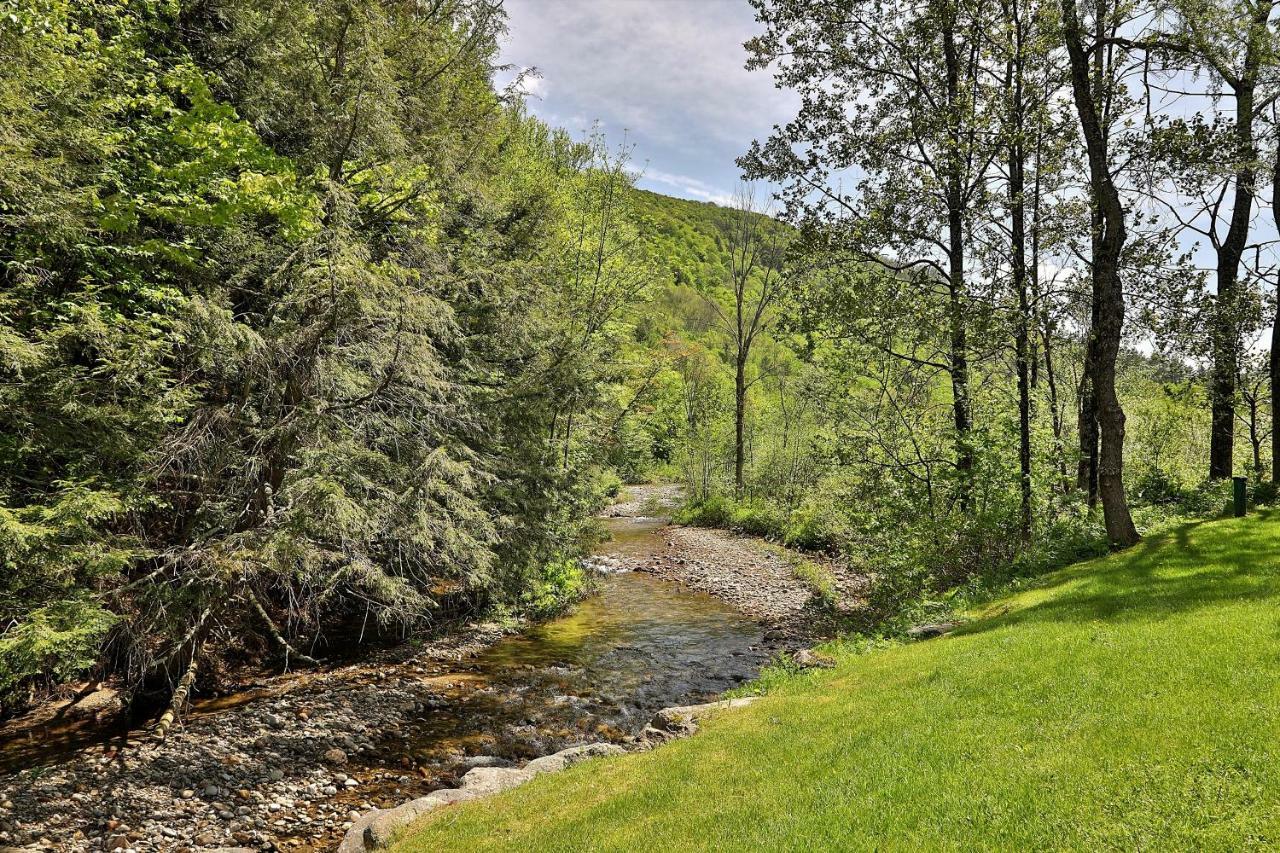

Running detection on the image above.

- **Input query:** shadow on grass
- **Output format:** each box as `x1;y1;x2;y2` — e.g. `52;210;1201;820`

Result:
957;510;1280;636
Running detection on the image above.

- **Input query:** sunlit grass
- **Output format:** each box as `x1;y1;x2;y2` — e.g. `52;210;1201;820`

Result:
397;511;1280;851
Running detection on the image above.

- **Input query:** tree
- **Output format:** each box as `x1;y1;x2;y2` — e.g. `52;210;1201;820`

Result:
992;0;1062;540
1238;350;1272;478
1163;0;1278;479
1273;122;1280;482
1060;0;1141;546
742;0;1000;510
0;0;653;712
716;187;788;495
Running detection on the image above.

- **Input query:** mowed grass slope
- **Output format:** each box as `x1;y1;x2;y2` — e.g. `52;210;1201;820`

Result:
398;513;1280;851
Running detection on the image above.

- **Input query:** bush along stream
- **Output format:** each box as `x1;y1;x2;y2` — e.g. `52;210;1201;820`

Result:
0;487;855;851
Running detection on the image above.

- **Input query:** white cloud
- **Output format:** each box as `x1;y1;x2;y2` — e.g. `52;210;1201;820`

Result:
498;0;797;205
638;167;735;207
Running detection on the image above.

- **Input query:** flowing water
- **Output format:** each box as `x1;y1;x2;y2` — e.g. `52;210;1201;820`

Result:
0;497;774;851
389;514;769;774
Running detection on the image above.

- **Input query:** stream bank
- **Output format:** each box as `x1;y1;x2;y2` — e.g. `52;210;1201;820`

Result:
0;485;852;852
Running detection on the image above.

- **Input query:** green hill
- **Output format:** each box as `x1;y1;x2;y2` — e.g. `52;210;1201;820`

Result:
631;188;756;291
397;511;1280;850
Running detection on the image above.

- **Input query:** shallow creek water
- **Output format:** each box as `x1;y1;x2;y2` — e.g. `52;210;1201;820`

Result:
378;515;768;777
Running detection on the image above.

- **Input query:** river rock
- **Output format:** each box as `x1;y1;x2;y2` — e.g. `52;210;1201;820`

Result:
337;789;477;852
458;766;532;797
458;755;511;769
341;743;626;851
641;697;760;746
362;789;480;851
523;743;625;775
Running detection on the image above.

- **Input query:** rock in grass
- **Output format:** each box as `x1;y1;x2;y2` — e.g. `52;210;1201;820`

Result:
459;755;511;769
346;790;479;851
640;697;760;746
792;648;836;669
908;621;960;640
524;743;625;774
458;766;533;796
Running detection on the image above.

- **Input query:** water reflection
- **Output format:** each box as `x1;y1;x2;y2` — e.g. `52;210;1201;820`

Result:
400;517;767;767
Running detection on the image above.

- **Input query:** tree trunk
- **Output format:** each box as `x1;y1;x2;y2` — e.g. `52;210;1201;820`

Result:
1248;393;1262;480
1061;0;1139;547
1272;139;1280;483
1208;5;1267;479
734;356;746;495
1209;89;1257;479
942;21;974;510
153;652;199;742
1041;309;1069;489
1031;92;1069;492
1077;368;1099;504
1009;76;1033;541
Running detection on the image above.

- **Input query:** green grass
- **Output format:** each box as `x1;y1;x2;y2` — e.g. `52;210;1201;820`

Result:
397;512;1280;851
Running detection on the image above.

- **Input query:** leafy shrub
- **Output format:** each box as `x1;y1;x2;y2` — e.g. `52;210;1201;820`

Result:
674;495;738;529
676;494;842;552
520;558;590;618
1131;468;1188;506
0;601;117;709
780;504;841;552
595;468;624;502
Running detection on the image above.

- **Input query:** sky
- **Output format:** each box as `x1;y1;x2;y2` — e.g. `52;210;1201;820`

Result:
497;0;797;207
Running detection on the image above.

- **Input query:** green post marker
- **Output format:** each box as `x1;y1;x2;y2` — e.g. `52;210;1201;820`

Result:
1233;476;1248;518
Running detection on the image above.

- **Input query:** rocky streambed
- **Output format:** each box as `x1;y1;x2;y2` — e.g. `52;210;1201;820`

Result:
0;487;848;852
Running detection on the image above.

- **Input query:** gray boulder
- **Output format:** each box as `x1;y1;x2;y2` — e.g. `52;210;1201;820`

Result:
908;621;960;639
340;742;624;851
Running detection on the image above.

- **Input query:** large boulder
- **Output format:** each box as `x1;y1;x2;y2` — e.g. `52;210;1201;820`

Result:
639;697;758;747
524;742;625;775
458;765;533;797
338;788;480;852
793;648;836;669
340;742;625;851
908;621;959;640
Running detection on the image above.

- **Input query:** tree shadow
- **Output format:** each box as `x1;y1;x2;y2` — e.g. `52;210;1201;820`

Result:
955;511;1280;637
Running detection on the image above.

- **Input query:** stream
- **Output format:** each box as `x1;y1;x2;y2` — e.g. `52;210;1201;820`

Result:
393;516;768;771
0;498;775;851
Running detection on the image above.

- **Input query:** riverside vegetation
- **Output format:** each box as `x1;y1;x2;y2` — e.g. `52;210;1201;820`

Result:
5;0;1280;849
398;511;1280;850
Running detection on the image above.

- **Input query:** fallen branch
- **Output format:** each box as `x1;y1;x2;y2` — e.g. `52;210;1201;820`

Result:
248;589;322;669
152;650;199;742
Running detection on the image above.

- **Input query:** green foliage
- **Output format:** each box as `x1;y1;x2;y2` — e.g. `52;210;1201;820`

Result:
0;600;117;701
0;0;653;709
773;548;838;607
518;558;590;620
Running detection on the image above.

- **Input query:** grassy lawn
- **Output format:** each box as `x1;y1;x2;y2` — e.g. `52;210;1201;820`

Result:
396;512;1280;851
